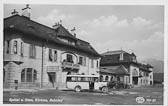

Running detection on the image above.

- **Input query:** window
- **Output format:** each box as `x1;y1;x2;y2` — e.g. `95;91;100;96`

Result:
91;59;94;68
119;53;123;60
79;56;86;66
13;40;17;54
97;60;99;68
67;54;73;63
21;69;26;82
3;69;5;82
146;73;149;76
79;57;83;65
111;76;113;81
105;76;109;81
21;42;24;56
54;50;57;61
132;56;136;62
67;77;71;81
117;76;120;81
83;57;86;66
6;40;10;54
49;49;53;61
21;68;37;83
27;68;32;82
68;40;75;45
29;44;36;58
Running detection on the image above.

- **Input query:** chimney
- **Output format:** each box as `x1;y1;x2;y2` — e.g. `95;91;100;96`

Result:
22;4;31;19
71;27;76;37
119;49;124;61
11;9;18;16
52;22;60;29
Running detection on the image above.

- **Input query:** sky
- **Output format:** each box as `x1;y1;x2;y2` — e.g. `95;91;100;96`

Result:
4;4;164;61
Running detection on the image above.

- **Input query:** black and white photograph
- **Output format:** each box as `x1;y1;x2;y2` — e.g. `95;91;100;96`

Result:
2;1;166;105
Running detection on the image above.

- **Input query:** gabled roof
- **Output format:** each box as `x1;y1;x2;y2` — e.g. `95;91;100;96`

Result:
100;65;129;75
115;65;129;75
55;25;77;40
4;14;100;57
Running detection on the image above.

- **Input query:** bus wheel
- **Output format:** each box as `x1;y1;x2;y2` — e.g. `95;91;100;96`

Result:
102;87;108;93
75;86;81;92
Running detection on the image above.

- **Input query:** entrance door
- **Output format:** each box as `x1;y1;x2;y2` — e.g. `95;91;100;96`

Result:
89;81;94;91
133;77;138;85
150;81;152;85
48;72;56;88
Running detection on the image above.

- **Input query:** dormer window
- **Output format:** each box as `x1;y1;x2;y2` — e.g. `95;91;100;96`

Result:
119;53;124;61
132;56;137;62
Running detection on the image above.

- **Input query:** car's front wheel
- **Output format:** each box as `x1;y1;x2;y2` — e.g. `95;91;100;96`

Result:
102;86;108;92
75;86;81;92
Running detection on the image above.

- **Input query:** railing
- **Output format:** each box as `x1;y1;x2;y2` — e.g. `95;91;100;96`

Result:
62;62;80;70
139;72;143;77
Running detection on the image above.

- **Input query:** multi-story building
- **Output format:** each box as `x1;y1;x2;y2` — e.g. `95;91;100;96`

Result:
3;5;101;89
100;50;153;86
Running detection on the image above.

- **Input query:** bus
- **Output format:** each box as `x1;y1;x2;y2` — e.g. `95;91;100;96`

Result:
66;74;108;92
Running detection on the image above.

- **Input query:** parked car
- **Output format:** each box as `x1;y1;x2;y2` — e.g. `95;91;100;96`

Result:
108;81;132;89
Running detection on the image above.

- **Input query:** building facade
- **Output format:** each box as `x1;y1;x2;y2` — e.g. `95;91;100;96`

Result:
100;50;153;86
3;6;101;89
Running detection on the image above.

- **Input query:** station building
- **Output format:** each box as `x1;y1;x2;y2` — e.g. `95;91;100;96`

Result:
3;5;101;89
100;50;153;86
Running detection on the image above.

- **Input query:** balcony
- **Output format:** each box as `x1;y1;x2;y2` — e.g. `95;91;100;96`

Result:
62;62;80;70
3;54;24;65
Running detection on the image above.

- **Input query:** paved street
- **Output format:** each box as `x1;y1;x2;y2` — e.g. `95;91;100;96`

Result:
3;85;163;105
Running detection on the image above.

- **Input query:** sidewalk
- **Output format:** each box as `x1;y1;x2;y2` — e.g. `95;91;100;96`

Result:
3;87;69;92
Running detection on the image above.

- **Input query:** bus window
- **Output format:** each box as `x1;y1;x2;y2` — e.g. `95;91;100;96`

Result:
77;77;81;81
90;77;94;82
67;77;71;81
85;77;89;81
71;77;76;81
94;77;98;82
100;75;103;82
81;77;85;82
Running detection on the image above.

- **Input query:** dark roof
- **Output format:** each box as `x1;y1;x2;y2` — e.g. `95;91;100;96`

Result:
139;63;153;72
115;65;129;75
100;51;135;65
100;50;153;72
100;65;129;75
55;25;77;40
4;14;100;57
101;50;126;55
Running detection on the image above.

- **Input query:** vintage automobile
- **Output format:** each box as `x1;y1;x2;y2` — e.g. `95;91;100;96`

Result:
107;81;132;89
66;74;109;92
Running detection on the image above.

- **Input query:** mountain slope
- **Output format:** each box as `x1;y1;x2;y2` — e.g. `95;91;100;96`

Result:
139;58;164;73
